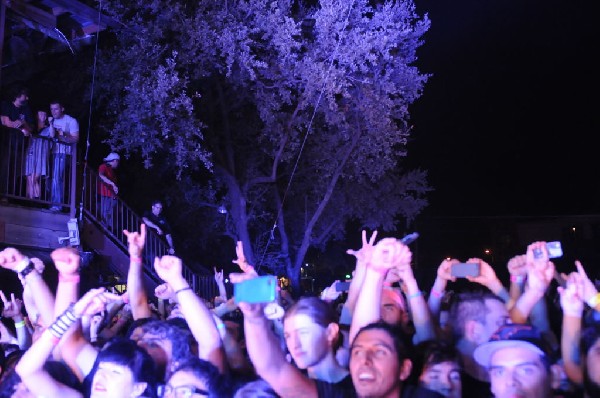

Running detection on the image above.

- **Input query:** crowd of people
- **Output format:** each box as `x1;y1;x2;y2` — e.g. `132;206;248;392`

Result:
0;85;79;212
0;227;599;398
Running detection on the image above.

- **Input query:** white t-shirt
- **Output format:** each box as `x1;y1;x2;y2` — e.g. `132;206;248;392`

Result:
51;114;79;155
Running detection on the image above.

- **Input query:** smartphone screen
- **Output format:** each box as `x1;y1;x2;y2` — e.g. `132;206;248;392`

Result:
234;275;277;304
450;263;480;278
335;281;351;292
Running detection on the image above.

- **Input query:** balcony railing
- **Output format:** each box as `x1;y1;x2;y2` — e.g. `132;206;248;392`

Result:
1;127;218;299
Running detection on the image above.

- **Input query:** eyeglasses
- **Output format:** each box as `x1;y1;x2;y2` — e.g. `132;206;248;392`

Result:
159;384;209;397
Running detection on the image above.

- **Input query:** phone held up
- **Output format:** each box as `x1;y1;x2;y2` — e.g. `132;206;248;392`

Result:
234;275;277;304
450;262;480;278
533;241;563;259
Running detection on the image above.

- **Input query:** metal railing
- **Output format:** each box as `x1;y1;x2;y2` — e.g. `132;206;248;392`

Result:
81;164;216;298
0;127;77;215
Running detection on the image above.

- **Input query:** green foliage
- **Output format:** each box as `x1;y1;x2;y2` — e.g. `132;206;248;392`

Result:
94;0;432;285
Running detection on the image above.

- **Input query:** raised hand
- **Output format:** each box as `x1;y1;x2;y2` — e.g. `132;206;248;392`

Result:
507;254;528;278
346;230;378;265
72;288;121;317
465;258;499;288
526;241;550;270
123;224;146;258
154;255;184;284
370;238;412;274
229;271;265;318
0;247;27;271
154;283;174;301
0;291;23;318
574;260;598;303
214;267;224;284
321;280;342;302
50;247;80;276
526;260;555;295
558;272;584;317
30;258;45;274
232;241;256;275
436;258;458;283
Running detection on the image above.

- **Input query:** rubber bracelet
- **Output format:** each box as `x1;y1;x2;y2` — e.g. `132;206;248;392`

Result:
14;320;26;328
130;256;143;264
15;257;31;273
408;291;423;300
430;288;444;298
587;293;600;308
510;275;525;284
174;287;192;295
59;273;80;283
19;262;36;279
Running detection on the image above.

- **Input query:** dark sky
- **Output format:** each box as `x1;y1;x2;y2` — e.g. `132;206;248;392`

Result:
408;0;599;218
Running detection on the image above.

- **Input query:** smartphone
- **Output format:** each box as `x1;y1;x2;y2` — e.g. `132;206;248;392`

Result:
234;275;277;304
533;241;563;259
546;241;563;259
400;232;419;245
335;281;351;292
451;263;480;278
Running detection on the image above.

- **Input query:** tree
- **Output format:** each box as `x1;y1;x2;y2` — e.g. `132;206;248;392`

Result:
95;0;432;293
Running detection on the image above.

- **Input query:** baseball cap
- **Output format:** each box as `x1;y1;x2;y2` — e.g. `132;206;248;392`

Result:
103;152;120;162
473;323;552;368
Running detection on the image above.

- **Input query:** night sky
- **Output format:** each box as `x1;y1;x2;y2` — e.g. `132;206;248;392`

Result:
408;0;598;218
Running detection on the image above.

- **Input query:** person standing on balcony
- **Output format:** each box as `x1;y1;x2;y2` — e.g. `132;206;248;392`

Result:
98;152;120;230
142;200;176;255
0;85;35;200
47;100;79;212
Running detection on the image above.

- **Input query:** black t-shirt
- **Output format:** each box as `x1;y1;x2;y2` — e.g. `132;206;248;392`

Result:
316;380;445;398
0;101;35;125
461;371;492;398
142;211;172;235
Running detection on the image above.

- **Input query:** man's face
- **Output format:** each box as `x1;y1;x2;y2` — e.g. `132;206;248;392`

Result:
91;361;139;398
110;159;120;169
152;203;163;216
488;346;551;398
419;360;462;398
15;93;28;106
480;299;509;344
50;103;64;119
350;328;407;398
380;289;408;327
283;313;330;369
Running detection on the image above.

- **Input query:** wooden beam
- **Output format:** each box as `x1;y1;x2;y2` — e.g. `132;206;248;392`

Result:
5;0;56;28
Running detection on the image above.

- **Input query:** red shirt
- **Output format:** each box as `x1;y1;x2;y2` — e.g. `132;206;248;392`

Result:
98;163;117;197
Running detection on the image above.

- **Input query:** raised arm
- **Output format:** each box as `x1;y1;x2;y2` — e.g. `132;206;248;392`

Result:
427;258;457;320
0;291;31;349
214;267;228;302
154;255;226;373
349;237;411;343
231;271;317;398
559;271;584;384
16;288;119;398
506;255;527;309
509;242;554;324
343;230;377;315
123;224;152;319
465;257;510;302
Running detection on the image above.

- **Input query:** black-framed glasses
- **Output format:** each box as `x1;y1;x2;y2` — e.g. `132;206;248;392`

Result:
159;384;209;397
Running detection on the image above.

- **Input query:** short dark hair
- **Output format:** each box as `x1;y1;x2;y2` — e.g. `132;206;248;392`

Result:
141;320;193;363
448;291;504;341
170;356;222;397
352;321;407;364
8;85;28;101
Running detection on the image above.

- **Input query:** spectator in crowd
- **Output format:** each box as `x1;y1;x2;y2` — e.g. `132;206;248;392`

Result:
47;100;79;212
142;200;176;255
0;85;35;199
24;110;51;200
473;323;559;398
98;152;120;230
411;340;462;398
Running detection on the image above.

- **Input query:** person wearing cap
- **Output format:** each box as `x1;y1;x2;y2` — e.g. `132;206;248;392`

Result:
98;152;120;230
473;323;560;398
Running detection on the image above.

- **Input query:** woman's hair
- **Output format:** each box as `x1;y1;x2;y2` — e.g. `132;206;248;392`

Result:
171;356;222;397
85;338;157;398
284;296;338;328
283;296;340;350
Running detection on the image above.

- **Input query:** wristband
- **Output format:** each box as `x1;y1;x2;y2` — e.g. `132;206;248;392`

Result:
510;275;525;284
408;291;423;300
587;293;600;308
130;256;143;264
15;257;31;273
430;288;444;298
383;281;393;287
174;287;192;295
14;320;26;328
19;261;36;279
59;273;80;283
48;304;79;340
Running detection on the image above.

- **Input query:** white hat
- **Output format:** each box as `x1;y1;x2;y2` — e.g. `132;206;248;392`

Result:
104;152;120;162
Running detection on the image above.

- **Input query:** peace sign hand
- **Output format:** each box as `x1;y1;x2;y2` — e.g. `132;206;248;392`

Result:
0;291;23;318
